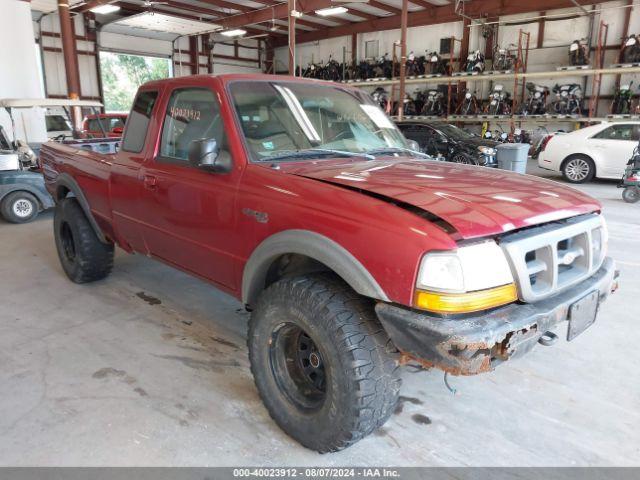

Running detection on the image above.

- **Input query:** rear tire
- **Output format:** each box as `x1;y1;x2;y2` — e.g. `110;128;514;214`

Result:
248;274;401;453
562;155;595;183
1;191;39;223
54;198;114;283
622;186;640;203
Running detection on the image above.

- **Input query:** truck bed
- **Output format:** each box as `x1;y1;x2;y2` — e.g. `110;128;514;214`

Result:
40;139;117;239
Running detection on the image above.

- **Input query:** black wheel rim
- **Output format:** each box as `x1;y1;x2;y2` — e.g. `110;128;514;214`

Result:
60;221;76;263
269;323;327;412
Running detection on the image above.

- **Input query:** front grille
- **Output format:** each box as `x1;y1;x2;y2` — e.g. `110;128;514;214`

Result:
500;214;606;302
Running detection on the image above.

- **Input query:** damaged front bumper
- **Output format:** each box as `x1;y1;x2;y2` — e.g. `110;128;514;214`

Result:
376;257;618;376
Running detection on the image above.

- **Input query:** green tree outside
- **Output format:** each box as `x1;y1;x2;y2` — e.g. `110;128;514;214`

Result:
100;52;170;112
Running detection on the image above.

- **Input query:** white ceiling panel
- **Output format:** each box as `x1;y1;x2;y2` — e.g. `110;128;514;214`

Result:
31;0;83;13
105;12;220;36
342;11;390;21
348;4;395;16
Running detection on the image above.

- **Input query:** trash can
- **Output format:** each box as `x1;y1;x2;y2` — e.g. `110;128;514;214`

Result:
496;143;529;174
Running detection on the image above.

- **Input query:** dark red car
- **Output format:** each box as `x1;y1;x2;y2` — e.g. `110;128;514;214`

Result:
81;113;128;138
39;74;618;452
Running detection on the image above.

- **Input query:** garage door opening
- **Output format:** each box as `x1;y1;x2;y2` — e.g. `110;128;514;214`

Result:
99;51;171;112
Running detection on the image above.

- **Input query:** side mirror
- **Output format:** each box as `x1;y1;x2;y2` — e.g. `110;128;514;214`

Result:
112;127;124;135
406;139;421;152
188;138;230;173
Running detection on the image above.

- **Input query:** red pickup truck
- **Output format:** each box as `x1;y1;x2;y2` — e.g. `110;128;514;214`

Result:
40;74;617;452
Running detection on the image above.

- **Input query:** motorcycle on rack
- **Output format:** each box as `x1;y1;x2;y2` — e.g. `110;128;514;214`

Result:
302;62;320;79
421;89;446;116
568;39;589;66
519;82;549;115
371;87;390;112
493;44;517;71
406;51;420;77
373;53;393;79
413;89;426;114
457;89;480;115
551;84;583;115
611;81;635;114
487;84;511;116
464;50;485;73
621;34;640;64
512;128;530;144
402;92;418;116
324;56;341;81
493;125;509;143
426;51;447;75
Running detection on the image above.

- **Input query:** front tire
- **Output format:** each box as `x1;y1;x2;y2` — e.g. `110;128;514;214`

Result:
54;198;114;283
562;156;595;183
248;274;401;453
1;191;39;223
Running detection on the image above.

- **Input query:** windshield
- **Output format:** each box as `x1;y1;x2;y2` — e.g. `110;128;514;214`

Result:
229;81;408;161
46;115;71;132
436;123;475;141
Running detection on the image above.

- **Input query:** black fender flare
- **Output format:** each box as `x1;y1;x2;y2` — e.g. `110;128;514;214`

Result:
53;173;109;244
242;229;390;307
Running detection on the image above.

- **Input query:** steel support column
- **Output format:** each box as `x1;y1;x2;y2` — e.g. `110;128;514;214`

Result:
397;0;408;119
288;0;296;75
351;33;357;64
58;0;82;129
189;36;199;74
537;11;546;49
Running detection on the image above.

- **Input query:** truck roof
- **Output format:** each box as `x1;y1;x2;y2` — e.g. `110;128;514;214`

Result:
140;73;338;89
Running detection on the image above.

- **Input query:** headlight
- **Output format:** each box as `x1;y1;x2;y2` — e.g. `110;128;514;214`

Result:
478;146;496;155
415;241;517;313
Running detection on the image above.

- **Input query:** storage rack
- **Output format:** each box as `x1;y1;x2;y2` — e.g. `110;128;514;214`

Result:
346;26;640;126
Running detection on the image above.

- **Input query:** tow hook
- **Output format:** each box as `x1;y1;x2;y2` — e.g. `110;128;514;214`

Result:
538;331;558;346
611;270;621;293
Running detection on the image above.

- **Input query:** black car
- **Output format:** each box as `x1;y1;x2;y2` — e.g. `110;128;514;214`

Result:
396;120;498;166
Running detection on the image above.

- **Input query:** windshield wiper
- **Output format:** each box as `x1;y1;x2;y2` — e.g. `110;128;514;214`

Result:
260;148;374;162
364;147;432;159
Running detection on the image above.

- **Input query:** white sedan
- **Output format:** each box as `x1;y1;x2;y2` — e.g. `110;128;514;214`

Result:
538;121;640;183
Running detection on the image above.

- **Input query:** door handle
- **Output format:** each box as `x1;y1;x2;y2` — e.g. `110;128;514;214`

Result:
143;175;158;190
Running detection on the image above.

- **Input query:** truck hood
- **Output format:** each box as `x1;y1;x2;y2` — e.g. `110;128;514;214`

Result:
279;159;601;239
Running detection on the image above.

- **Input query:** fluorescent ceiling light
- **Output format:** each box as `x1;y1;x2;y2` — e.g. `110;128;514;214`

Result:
221;29;247;37
90;4;121;14
315;6;348;16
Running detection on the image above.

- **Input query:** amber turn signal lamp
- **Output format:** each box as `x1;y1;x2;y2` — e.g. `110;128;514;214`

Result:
414;283;518;314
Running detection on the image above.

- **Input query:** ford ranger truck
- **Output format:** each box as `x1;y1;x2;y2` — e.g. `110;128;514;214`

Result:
39;74;618;453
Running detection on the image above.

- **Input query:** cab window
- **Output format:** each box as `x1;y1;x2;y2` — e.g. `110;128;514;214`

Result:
159;87;225;163
122;90;158;153
592;124;640;141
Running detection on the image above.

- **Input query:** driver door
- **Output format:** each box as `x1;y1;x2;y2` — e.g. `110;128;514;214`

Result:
135;85;242;291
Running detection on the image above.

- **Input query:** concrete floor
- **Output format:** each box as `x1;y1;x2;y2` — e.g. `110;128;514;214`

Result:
1;160;639;466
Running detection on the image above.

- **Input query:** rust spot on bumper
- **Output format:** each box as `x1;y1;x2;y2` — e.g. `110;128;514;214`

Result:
398;323;539;376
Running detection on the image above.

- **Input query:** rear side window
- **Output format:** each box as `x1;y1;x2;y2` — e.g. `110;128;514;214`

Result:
122;90;158;153
592;124;640;141
159;88;224;162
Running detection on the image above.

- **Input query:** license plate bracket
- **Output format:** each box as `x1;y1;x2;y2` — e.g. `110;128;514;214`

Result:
567;290;599;341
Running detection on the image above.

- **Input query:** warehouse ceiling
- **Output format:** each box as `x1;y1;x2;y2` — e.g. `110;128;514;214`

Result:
29;0;604;45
